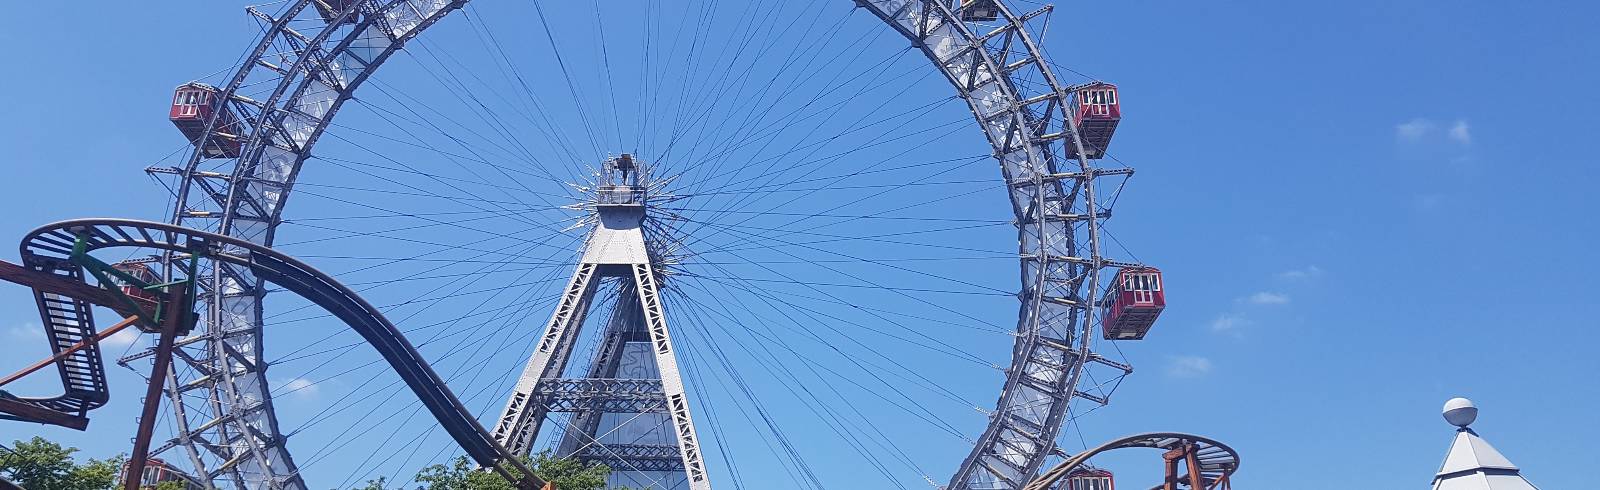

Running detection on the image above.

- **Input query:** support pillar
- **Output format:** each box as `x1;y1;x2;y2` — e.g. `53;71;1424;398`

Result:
124;286;186;490
491;154;712;490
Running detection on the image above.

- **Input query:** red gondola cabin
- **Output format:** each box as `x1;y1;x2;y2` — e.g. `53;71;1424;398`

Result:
959;0;1000;21
123;458;203;490
112;261;162;311
1101;267;1164;340
170;83;242;159
1066;468;1115;490
1067;83;1120;160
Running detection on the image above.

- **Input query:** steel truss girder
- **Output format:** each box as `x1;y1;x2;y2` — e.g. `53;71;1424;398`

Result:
494;255;711;490
554;283;645;460
163;1;466;488
18;219;538;488
855;1;1123;488
494;263;599;454
574;444;686;473
630;262;711;487
532;378;667;414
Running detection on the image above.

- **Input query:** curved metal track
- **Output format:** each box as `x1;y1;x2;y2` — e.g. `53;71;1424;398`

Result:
163;1;1134;487
1025;432;1241;490
9;238;107;421
20;219;537;487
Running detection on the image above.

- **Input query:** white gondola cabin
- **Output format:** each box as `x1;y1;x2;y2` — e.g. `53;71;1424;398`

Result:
1066;83;1121;160
169;83;242;158
1101;267;1164;340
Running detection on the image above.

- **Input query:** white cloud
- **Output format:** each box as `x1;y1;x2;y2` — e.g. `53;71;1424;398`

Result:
1397;118;1471;146
1276;265;1323;280
7;322;44;340
1415;193;1447;210
1396;118;1436;141
1166;356;1213;378
99;327;142;348
1243;292;1290;305
280;377;320;398
1210;314;1247;334
1448;120;1471;145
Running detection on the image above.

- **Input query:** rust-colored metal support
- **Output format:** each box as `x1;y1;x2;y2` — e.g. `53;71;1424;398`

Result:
1185;442;1206;490
1163;445;1181;490
0;315;139;389
1162;441;1217;490
0;398;88;430
0;259;134;320
0;257;147;430
122;285;186;490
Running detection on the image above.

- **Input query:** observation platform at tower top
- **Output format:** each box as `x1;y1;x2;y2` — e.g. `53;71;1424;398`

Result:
595;153;646;207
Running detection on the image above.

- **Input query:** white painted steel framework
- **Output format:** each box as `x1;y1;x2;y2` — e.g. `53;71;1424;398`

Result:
154;1;1141;487
855;2;1137;487
493;156;709;488
150;2;467;488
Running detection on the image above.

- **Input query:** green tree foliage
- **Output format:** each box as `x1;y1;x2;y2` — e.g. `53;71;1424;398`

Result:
0;436;613;490
0;436;124;490
354;476;390;490
411;452;611;490
524;452;611;490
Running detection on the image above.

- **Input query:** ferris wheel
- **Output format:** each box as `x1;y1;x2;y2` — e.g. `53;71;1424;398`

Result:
83;0;1169;488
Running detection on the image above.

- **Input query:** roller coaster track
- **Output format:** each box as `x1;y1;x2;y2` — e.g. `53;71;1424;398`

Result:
3;218;537;487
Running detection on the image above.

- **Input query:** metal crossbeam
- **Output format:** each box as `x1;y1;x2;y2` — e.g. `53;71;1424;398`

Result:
533;378;666;413
574;444;685;473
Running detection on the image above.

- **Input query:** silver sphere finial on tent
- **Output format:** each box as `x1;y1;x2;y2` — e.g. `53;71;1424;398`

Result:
1443;397;1478;428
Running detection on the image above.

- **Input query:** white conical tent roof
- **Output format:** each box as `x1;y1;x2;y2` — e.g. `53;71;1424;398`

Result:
1438;430;1517;475
1431;398;1539;490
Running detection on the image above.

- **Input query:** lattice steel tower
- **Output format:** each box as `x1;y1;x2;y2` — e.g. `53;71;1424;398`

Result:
493;154;710;489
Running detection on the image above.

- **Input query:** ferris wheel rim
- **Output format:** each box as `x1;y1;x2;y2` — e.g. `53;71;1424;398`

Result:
161;1;1122;488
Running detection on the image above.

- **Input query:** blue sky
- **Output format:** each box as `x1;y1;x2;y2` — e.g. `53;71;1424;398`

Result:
2;1;1598;489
